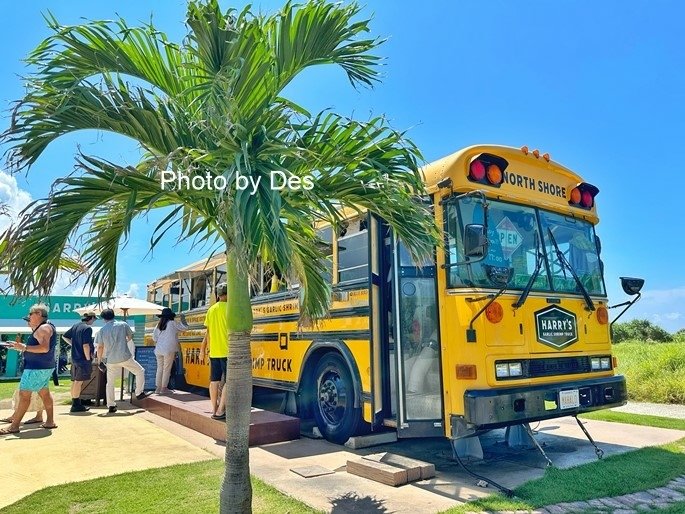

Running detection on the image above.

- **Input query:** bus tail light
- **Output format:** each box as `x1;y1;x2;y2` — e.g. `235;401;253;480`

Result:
467;153;508;187
485;301;504;323
569;182;599;210
612;356;618;368
596;306;608;325
457;364;477;379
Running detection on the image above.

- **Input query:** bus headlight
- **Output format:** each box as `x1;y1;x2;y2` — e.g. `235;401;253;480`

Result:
600;357;611;370
495;362;523;378
591;358;601;370
496;363;510;378
508;362;523;376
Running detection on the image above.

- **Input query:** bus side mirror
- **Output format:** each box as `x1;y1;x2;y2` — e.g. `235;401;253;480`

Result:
464;224;487;257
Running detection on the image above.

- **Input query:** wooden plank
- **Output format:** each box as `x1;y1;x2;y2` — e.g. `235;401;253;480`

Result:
346;459;408;486
363;452;436;481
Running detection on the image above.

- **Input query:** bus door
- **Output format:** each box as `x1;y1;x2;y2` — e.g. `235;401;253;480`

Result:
389;237;444;437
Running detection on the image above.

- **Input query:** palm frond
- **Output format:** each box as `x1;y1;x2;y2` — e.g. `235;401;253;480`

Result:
31;11;189;95
4;76;186;170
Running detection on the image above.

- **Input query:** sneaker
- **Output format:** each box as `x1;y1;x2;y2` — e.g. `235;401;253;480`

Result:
136;392;151;401
70;405;90;413
108;406;118;414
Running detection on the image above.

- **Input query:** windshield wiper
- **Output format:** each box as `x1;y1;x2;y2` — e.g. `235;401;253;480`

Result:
547;228;595;311
513;232;544;309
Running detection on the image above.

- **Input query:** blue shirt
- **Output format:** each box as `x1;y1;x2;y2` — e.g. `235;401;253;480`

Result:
95;320;134;364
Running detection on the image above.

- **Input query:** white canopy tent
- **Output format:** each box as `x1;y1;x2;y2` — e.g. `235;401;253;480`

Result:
74;294;164;319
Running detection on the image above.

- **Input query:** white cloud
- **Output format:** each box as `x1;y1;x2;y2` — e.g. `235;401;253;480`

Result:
0;170;32;232
625;286;685;333
124;283;140;298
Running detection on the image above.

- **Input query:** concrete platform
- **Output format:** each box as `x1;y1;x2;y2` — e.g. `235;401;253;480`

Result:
132;390;300;446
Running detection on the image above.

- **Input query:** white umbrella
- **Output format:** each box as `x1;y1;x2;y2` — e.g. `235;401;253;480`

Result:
75;294;164;319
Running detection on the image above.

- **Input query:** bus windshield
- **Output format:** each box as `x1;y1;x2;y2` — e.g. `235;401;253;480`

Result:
445;198;606;296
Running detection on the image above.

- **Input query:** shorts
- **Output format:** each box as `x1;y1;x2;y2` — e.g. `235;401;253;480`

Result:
19;368;54;392
210;357;227;382
71;360;93;381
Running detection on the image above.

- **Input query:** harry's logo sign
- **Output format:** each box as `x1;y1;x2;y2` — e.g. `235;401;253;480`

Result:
535;306;578;349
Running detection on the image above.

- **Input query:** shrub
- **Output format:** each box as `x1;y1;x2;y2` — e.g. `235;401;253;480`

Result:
612;319;673;343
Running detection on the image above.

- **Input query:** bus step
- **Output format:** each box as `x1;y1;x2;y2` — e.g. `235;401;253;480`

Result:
382;418;397;428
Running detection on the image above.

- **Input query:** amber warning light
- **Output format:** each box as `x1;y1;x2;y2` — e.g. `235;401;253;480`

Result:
568;182;599;209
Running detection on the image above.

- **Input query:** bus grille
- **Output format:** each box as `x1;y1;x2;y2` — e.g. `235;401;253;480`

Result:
527;357;591;378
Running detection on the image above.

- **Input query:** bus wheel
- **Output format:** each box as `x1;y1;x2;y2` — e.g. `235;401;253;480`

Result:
313;352;361;444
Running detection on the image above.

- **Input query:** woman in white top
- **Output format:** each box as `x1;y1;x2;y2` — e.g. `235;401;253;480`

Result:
152;308;188;393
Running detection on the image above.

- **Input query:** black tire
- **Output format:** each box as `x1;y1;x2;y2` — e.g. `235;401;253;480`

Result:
312;352;361;444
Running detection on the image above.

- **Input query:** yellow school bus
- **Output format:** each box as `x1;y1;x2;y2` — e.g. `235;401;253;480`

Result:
146;144;642;445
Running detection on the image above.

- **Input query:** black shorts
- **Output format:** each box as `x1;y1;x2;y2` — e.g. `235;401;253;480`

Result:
209;357;227;382
71;360;92;381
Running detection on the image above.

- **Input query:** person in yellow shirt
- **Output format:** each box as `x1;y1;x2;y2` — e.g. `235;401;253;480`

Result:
201;283;229;420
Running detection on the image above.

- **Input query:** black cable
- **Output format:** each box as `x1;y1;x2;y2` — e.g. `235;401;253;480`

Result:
452;447;514;497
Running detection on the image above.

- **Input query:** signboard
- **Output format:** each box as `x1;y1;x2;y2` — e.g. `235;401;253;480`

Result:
134;346;158;392
535;305;578;349
495;217;522;260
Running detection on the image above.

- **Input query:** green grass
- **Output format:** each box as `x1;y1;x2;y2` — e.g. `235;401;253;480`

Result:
0;378;73;401
579;410;685;431
0;460;321;514
613;341;685;403
444;437;685;513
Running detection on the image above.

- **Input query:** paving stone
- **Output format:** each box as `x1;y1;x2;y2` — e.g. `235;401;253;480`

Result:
612;510;637;514
543;506;567;514
599;497;625;509
587;499;607;509
630;491;657;503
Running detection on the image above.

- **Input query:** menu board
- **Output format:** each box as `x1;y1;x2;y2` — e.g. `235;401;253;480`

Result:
134;346;157;392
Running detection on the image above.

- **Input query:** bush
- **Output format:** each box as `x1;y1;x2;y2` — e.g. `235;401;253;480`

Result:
612;319;673;343
674;329;685;343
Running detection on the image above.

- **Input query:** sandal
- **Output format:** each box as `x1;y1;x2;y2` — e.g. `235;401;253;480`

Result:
0;427;19;435
0;417;13;424
24;418;43;425
40;423;58;430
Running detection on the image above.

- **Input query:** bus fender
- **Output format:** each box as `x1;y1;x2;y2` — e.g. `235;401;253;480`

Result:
299;340;363;409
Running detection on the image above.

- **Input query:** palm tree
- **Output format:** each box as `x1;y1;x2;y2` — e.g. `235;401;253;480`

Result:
0;1;439;511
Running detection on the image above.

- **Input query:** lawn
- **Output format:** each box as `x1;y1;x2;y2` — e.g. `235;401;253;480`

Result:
0;460;320;514
445;436;685;513
0;378;72;401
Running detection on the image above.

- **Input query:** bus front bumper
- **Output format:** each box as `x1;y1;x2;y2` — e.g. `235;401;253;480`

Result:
459;375;627;432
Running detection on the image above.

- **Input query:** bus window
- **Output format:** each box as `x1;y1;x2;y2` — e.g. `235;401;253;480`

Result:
338;217;368;283
317;226;334;284
540;212;605;295
191;274;208;309
169;281;180;311
446;198;549;290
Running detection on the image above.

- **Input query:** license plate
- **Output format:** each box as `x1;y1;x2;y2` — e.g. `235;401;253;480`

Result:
559;389;580;409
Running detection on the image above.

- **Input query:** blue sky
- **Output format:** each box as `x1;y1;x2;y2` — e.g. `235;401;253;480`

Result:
1;1;683;332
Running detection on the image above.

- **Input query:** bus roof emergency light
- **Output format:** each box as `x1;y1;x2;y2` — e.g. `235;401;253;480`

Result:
569;182;599;210
467;153;509;187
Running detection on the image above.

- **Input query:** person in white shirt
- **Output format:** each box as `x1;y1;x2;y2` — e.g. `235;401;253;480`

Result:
95;309;150;413
152;308;188;394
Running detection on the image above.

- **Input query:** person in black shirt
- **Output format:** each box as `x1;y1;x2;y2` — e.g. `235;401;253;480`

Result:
63;311;96;413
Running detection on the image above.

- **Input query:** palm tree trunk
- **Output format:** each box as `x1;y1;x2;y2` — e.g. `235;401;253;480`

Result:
220;248;254;513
